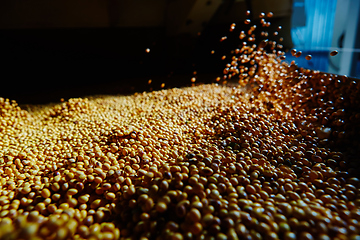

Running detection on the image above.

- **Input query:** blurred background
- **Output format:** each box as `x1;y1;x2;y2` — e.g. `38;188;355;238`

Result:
286;0;360;79
0;0;359;105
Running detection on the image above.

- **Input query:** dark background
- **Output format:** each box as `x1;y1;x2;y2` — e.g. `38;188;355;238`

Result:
0;1;292;105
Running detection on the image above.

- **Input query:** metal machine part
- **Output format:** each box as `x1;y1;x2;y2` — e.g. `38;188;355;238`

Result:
328;0;360;77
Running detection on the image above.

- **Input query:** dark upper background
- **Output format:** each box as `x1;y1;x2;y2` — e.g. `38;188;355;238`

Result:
0;0;293;105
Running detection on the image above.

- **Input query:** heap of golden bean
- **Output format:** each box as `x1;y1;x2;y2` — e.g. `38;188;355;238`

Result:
1;14;360;240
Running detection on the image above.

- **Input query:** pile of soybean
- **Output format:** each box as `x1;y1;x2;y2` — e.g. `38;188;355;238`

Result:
0;54;360;240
